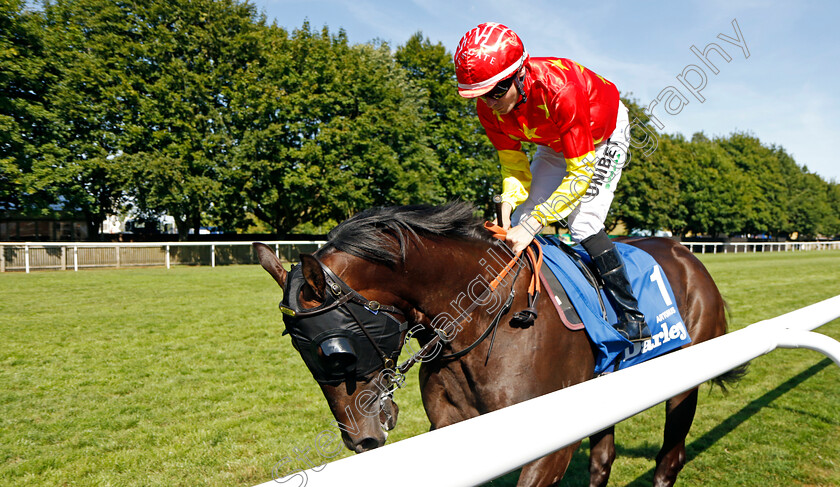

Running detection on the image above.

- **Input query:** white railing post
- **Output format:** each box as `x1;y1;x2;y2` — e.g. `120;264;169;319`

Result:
211;244;216;268
166;245;170;269
25;244;30;273
74;246;78;271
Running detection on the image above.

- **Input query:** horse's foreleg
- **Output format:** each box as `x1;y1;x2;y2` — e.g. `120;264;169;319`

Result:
654;388;698;487
587;426;616;487
516;443;579;487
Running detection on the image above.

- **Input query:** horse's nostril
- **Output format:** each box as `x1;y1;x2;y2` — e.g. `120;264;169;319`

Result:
356;437;381;453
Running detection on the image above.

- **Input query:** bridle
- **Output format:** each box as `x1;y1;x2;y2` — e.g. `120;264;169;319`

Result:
279;255;408;385
279;223;544;397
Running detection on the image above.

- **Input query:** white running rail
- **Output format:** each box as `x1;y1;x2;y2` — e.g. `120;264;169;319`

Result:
2;240;838;272
0;241;326;273
259;295;840;487
680;241;840;253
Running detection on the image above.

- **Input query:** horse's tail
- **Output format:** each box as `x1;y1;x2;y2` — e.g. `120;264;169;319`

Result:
711;363;749;393
710;298;749;394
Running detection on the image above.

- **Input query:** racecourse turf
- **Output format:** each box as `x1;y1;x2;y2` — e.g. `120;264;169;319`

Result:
0;249;838;486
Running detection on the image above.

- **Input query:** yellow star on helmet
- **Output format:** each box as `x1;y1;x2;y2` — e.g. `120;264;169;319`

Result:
522;124;538;140
573;61;586;74
551;59;569;71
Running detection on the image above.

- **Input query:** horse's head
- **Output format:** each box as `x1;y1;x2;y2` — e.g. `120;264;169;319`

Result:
254;242;406;453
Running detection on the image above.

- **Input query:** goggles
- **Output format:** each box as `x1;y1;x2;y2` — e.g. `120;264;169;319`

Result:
482;74;517;100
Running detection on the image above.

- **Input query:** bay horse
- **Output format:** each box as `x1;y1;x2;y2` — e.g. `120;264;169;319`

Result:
255;202;743;487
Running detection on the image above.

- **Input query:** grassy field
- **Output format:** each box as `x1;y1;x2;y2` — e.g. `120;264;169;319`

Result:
1;250;838;486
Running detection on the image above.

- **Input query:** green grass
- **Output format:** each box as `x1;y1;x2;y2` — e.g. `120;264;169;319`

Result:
1;250;838;486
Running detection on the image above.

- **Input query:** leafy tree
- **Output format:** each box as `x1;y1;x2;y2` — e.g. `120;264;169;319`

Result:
826;182;840;237
28;0;269;238
35;0;140;237
7;3;840;243
673;133;748;237
116;0;266;237
395;32;497;213
787;170;834;239
225;23;439;234
717;132;788;237
766;145;812;238
612;98;682;234
0;0;54;216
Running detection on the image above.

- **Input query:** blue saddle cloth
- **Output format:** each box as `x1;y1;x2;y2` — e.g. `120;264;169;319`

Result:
537;236;691;375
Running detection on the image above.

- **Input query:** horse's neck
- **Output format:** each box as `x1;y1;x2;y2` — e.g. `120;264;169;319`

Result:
410;238;596;425
407;239;533;400
403;238;515;329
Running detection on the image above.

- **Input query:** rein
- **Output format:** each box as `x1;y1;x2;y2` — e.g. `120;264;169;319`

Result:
397;222;544;373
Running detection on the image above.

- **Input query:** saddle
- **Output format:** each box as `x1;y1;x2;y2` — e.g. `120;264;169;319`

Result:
538;235;692;374
401;224;689;375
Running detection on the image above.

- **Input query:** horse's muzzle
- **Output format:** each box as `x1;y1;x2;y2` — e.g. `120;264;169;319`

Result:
340;397;399;454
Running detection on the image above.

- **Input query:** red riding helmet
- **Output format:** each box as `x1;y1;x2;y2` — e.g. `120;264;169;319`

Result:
454;22;528;98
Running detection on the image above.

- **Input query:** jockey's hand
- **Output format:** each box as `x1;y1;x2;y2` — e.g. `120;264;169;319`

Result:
506;215;543;254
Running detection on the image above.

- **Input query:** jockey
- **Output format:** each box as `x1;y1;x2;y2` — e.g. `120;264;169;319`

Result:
454;22;651;343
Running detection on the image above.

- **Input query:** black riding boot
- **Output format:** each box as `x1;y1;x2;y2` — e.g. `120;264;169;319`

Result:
581;231;651;342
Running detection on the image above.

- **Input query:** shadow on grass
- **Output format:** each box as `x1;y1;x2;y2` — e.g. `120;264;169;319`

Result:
481;359;832;487
624;358;833;487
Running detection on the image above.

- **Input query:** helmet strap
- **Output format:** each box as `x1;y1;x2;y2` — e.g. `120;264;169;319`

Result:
513;69;527;108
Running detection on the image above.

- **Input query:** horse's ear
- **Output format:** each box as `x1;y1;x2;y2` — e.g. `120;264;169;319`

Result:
253;242;287;288
300;254;327;301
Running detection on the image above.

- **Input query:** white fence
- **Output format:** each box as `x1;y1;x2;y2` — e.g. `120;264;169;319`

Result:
0;241;326;273
2;240;838;273
260;295;840;487
681;240;840;254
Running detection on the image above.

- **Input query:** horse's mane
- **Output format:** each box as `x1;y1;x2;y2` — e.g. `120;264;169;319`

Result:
320;201;494;267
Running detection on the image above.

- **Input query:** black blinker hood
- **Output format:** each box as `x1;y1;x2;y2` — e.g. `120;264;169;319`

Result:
280;263;406;384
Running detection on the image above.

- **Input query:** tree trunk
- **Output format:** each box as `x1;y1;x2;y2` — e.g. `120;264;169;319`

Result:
191;212;201;238
175;216;190;241
84;211;102;241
